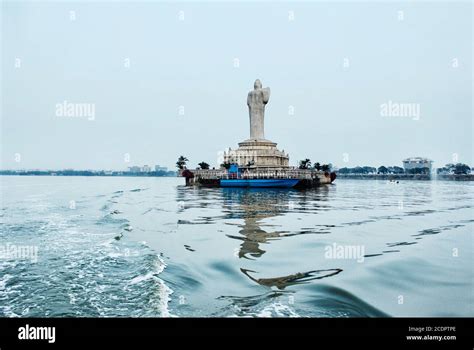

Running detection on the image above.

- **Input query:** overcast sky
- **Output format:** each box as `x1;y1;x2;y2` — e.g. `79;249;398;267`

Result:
1;1;472;170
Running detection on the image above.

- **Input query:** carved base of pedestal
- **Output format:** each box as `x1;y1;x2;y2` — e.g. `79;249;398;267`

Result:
224;139;289;169
238;139;277;147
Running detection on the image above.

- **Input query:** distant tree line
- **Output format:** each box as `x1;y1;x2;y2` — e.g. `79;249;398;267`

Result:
338;166;429;175
338;166;413;175
437;163;471;175
338;166;377;175
338;163;472;175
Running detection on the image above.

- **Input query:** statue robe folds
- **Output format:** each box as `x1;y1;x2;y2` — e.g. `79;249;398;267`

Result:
247;87;270;140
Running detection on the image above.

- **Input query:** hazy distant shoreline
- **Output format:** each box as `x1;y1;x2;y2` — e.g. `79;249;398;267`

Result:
336;174;474;181
0;170;177;177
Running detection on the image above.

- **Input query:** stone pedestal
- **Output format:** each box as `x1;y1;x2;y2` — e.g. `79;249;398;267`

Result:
223;139;289;169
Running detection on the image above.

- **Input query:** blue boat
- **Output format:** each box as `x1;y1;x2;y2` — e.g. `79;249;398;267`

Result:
218;164;300;188
220;179;299;188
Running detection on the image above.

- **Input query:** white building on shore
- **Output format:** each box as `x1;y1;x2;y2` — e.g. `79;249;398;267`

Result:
403;157;433;172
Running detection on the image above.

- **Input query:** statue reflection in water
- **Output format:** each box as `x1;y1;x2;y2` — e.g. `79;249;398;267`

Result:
221;187;341;289
223;188;287;259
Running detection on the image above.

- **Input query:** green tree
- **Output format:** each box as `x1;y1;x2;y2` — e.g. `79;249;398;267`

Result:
314;162;321;171
362;166;376;174
299;159;311;169
377;166;388;174
353;167;363;174
198;162;210;170
220;162;231;170
321;164;330;172
338;167;349;174
392;166;404;174
454;163;471;175
176;155;188;170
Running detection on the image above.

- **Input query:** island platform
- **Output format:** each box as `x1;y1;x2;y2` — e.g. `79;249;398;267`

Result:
182;167;336;188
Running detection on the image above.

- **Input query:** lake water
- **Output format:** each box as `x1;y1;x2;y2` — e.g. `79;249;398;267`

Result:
0;176;472;317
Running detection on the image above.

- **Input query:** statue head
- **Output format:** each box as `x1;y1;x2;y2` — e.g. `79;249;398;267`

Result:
254;79;262;90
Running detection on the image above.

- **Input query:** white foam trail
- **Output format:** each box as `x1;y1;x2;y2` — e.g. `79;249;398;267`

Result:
256;302;300;318
127;254;174;317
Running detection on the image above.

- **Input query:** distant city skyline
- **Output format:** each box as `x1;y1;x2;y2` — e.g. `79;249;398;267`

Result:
2;1;472;171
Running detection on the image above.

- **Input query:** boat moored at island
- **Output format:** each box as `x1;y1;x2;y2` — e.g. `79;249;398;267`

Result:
215;165;300;188
220;178;299;188
183;165;336;189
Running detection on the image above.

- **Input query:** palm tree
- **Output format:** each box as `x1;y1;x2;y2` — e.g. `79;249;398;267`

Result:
176;156;188;170
198;162;210;170
220;162;231;170
299;159;311;169
321;164;330;172
314;162;321;171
